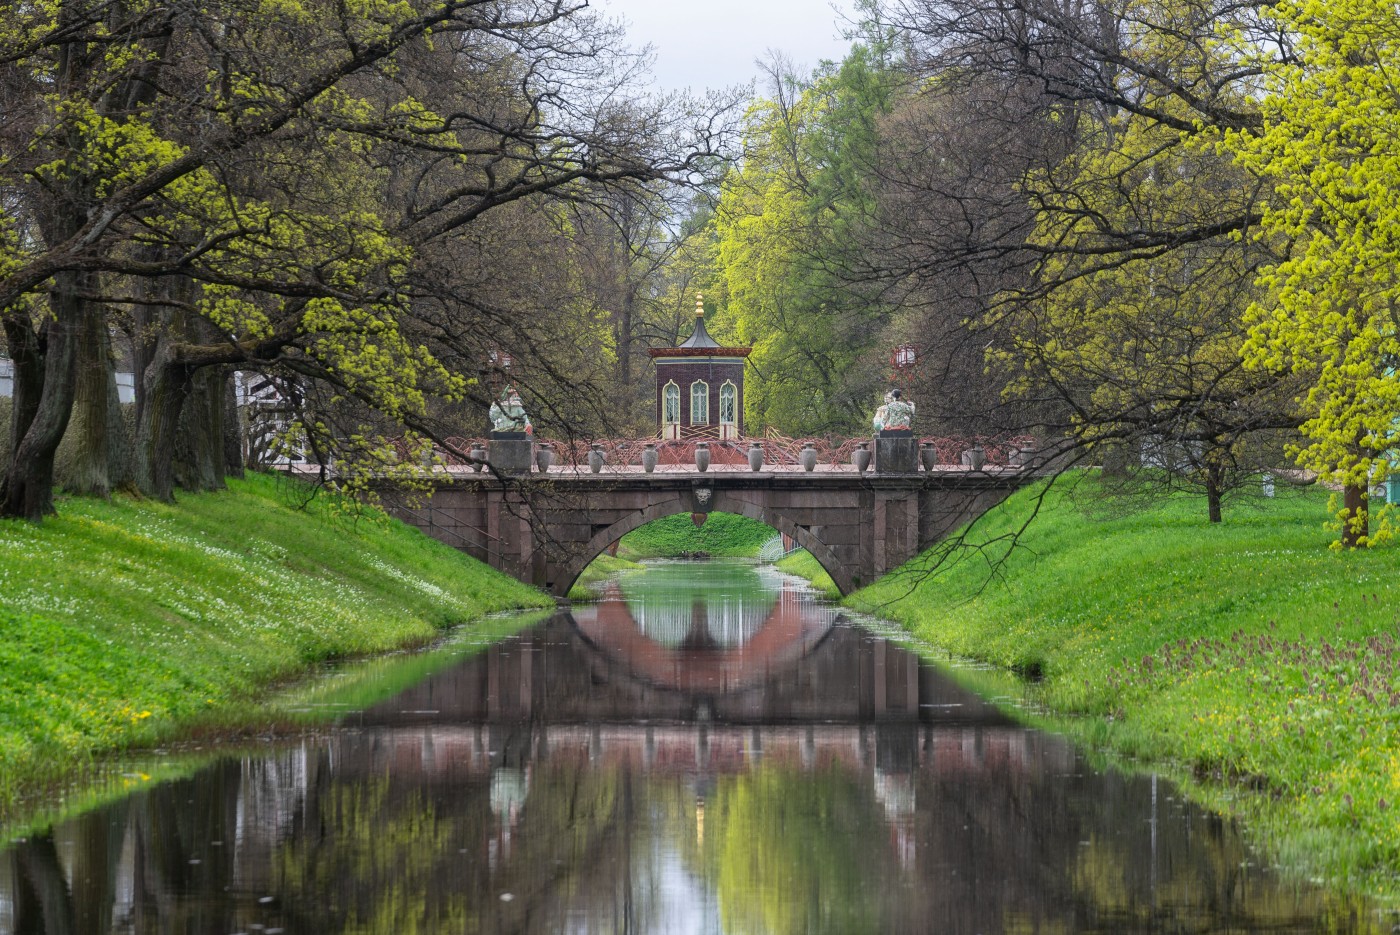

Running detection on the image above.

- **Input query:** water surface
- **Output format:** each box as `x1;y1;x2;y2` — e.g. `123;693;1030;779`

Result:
0;560;1382;933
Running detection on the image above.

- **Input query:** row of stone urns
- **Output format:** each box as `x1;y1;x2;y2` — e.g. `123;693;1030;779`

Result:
463;441;993;473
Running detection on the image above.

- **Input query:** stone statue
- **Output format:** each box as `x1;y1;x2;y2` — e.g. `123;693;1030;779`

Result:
873;389;915;433
489;385;533;435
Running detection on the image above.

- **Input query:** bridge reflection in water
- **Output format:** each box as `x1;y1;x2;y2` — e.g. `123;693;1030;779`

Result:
0;561;1384;934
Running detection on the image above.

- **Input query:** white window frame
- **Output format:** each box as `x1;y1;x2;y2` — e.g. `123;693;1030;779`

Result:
663;381;680;424
719;381;737;438
690;380;710;425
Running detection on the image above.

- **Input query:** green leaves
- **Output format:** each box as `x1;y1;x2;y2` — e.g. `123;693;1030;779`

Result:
1223;0;1400;544
714;48;898;435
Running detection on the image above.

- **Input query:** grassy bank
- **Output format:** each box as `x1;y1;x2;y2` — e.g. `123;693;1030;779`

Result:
619;511;775;559
567;552;645;600
0;472;550;806
848;475;1400;898
775;549;841;600
1;608;550;840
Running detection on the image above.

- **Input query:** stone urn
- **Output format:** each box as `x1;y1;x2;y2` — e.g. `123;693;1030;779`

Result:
961;444;987;471
919;442;937;473
588;443;606;474
534;443;553;473
694;441;711;473
852;442;871;473
470;443;486;472
641;442;659;473
799;443;818;473
747;442;763;472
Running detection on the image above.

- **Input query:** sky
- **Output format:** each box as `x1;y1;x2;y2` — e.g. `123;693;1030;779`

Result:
590;0;859;94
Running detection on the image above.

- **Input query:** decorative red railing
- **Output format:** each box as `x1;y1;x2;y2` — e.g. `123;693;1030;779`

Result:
432;432;1036;470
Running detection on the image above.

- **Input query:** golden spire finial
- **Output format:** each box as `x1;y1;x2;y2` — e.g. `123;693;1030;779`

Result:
695;293;704;318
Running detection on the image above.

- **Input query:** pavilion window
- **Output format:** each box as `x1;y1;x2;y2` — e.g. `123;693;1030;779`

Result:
691;380;709;425
719;381;737;437
663;382;680;424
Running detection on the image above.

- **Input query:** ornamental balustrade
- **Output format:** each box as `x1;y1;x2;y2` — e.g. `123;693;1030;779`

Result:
426;432;1035;472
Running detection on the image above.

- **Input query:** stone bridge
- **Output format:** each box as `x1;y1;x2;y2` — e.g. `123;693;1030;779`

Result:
383;462;1028;596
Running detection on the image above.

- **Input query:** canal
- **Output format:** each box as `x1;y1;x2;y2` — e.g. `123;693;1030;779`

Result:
0;559;1383;933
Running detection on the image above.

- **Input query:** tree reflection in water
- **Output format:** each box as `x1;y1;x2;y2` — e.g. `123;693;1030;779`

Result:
0;561;1384;933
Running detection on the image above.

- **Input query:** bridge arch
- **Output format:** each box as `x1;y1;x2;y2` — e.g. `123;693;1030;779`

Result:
561;495;852;599
385;470;1025;600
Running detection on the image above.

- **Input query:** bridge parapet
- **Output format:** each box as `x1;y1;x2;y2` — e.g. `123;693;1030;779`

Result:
436;434;1035;472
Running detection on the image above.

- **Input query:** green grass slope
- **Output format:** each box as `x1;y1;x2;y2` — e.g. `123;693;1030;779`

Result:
848;475;1400;896
776;549;841;600
0;472;550;800
619;511;775;558
567;552;645;601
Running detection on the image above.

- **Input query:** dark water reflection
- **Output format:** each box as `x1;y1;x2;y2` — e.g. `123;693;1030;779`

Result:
0;561;1383;933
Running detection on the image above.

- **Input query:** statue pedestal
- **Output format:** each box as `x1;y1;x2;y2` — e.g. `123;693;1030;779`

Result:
488;433;533;475
874;431;917;473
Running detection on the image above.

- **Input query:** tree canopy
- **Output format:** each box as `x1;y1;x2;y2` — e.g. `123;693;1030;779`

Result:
0;0;732;518
6;0;1400;547
1223;0;1400;544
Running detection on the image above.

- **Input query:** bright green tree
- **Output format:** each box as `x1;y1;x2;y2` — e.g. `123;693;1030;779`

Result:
1226;0;1400;545
714;39;901;436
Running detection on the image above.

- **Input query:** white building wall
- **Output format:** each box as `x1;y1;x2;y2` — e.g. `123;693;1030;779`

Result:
0;359;135;403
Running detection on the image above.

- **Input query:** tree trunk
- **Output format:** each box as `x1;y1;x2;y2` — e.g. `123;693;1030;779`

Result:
3;0;104;521
2;310;45;459
171;312;229;492
106;361;134;490
1341;482;1368;548
619;284;635;389
223;371;245;479
1206;461;1223;523
131;281;158;438
58;301;129;495
1101;441;1131;477
173;364;224;492
0;273;86;520
134;349;194;502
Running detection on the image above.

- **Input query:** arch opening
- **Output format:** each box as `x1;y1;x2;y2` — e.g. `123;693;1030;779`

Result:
559;502;850;599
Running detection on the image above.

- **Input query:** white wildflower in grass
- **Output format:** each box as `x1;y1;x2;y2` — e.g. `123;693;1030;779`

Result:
366;558;455;604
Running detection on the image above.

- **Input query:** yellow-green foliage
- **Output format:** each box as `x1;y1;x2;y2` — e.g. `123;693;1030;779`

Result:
0;473;549;799
1224;0;1400;544
712;46;897;435
2;0;481;501
1002;97;1260;430
849;475;1400;894
714;95;817;432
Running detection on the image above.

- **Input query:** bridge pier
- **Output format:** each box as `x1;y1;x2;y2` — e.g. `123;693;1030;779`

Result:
383;469;1027;597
